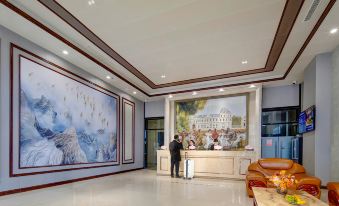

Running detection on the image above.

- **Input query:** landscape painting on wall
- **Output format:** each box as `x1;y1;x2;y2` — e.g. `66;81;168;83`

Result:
175;94;248;150
19;56;119;168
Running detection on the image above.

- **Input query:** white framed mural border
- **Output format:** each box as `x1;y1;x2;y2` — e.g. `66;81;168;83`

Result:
10;43;120;177
174;93;250;151
122;98;135;164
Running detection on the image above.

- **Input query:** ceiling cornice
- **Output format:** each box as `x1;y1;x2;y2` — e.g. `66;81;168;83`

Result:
38;0;303;89
0;0;336;97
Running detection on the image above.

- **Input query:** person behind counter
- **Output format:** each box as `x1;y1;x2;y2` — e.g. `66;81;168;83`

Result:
188;140;196;150
169;134;183;178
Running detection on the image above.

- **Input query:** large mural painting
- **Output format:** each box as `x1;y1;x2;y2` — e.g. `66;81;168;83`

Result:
175;95;248;150
19;56;118;168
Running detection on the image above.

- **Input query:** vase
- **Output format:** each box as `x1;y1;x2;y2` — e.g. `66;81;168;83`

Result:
276;187;288;195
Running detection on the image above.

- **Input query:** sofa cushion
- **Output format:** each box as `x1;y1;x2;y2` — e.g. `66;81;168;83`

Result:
258;158;293;170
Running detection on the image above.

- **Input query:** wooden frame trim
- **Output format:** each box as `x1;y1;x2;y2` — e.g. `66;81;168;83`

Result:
174;93;250;148
0;1;149;96
37;0;303;89
0;0;335;97
10;43;121;177
0;168;143;197
122;98;135;164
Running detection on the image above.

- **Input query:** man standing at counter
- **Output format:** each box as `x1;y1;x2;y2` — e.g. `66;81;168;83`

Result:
169;135;183;178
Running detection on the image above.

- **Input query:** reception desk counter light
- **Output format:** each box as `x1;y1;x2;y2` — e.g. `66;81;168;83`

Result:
157;150;257;179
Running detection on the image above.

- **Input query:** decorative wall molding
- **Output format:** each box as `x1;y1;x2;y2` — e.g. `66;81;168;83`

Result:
10;43;121;177
122;98;135;164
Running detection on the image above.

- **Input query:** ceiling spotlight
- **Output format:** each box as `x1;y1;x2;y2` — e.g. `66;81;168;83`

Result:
133;91;137;94
169;95;173;98
192;91;197;96
241;60;248;64
249;84;256;88
88;0;95;5
330;28;338;34
219;88;224;92
62;50;69;55
106;76;111;79
161;75;166;78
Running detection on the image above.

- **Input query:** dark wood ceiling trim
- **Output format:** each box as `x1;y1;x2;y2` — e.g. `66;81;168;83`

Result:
38;0;303;89
264;0;304;71
1;0;335;97
283;0;336;78
0;0;149;96
149;0;336;97
37;0;156;89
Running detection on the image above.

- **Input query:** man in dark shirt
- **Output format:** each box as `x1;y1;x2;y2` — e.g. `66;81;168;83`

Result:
169;134;183;178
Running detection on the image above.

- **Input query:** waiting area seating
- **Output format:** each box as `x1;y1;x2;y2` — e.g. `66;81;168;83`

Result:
328;182;339;206
246;158;321;198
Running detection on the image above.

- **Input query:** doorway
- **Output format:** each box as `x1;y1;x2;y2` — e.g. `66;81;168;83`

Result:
144;117;164;169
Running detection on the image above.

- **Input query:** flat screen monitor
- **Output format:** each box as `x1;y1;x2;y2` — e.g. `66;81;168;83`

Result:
298;106;315;133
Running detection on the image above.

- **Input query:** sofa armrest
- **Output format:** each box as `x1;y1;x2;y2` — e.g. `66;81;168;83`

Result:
327;182;339;206
246;171;267;197
294;174;321;198
328;182;339;194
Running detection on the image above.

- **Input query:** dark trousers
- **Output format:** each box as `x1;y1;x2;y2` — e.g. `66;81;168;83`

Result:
170;157;180;176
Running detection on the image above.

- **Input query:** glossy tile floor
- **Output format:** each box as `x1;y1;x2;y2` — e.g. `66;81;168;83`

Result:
0;169;328;206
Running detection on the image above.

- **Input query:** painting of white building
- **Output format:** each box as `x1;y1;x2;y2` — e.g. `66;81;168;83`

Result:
176;94;248;150
189;107;233;130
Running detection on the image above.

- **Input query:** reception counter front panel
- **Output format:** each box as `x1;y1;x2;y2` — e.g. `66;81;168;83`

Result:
157;150;256;179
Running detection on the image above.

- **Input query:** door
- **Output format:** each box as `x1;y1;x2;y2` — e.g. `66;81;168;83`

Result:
145;118;164;169
279;136;292;159
261;137;279;158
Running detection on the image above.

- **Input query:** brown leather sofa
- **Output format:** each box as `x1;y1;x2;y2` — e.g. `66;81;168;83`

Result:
246;158;321;198
327;182;339;206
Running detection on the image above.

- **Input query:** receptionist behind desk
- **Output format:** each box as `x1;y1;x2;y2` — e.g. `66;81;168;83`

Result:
188;140;196;150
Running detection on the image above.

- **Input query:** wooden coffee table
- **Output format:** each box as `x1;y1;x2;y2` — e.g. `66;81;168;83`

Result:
252;187;327;206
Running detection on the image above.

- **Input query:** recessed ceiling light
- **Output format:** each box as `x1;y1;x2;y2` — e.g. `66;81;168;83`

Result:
241;60;248;64
169;95;173;98
330;28;338;34
106;75;111;79
249;84;256;88
88;0;95;5
161;75;166;78
62;50;69;55
192;91;197;96
219;88;224;92
133;91;137;94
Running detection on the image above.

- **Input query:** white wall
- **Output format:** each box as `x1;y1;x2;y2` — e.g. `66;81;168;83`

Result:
0;25;144;192
262;85;299;108
315;53;332;184
145;99;165;118
302;53;332;184
302;59;316;176
331;45;339;181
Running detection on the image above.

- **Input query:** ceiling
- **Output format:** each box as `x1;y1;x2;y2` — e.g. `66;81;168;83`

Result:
0;0;338;100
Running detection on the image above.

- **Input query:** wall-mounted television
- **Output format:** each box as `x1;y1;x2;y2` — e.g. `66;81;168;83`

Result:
298;106;315;134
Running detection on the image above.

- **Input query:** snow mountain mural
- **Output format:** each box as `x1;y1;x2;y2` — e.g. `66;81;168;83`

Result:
19;57;118;168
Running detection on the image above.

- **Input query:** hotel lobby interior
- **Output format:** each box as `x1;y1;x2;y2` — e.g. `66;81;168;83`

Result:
1;0;339;205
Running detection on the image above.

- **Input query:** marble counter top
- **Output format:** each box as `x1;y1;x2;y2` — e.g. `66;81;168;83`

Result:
253;187;327;206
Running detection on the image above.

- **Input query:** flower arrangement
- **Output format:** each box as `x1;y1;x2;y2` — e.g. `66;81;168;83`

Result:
268;170;297;195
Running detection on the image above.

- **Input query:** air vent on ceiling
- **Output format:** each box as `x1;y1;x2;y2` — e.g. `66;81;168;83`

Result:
304;0;320;21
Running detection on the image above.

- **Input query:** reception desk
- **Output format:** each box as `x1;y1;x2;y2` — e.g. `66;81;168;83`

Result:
157;150;257;179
